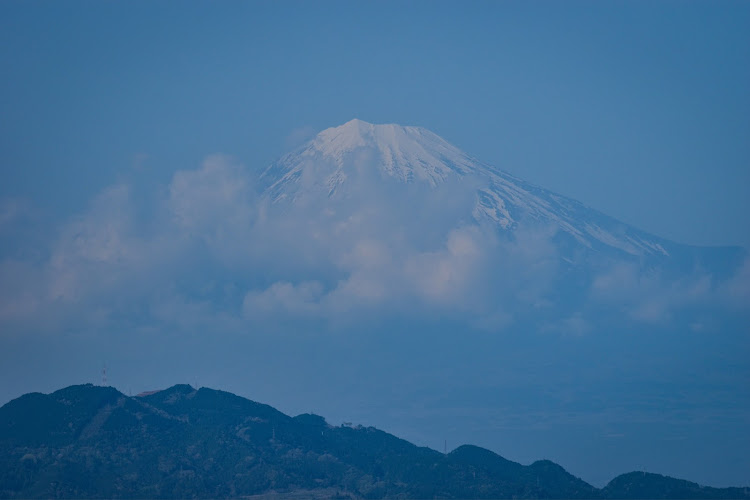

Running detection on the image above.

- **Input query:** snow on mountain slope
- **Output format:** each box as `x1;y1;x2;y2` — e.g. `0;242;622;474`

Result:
260;119;672;258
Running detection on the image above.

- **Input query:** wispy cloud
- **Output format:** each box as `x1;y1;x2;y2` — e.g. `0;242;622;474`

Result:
588;261;738;325
284;125;318;151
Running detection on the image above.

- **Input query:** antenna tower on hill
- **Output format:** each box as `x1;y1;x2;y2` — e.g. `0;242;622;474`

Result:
102;364;107;387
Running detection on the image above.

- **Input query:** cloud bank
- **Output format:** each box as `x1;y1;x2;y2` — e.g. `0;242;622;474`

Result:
0;154;747;339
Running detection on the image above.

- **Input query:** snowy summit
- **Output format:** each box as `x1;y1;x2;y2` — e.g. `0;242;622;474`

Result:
309;119;478;183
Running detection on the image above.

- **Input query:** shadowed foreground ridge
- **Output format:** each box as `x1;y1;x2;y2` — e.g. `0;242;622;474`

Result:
1;384;748;499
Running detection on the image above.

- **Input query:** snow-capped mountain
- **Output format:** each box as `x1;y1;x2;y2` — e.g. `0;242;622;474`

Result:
259;120;710;260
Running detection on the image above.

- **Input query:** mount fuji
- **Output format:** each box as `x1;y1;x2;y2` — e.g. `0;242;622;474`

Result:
259;119;741;269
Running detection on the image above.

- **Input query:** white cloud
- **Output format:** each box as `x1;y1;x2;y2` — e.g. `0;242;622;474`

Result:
0;152;746;340
243;280;325;317
552;313;592;337
168;155;255;239
48;184;138;302
590;262;717;324
405;227;485;306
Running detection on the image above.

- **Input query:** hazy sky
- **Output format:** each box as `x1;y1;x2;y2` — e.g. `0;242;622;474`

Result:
1;0;749;490
1;0;748;247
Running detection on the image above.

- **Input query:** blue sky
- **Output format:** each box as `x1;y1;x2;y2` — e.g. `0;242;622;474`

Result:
1;0;749;490
1;0;748;247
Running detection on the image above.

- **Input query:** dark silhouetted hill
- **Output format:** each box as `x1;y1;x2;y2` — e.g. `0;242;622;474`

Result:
1;384;748;499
